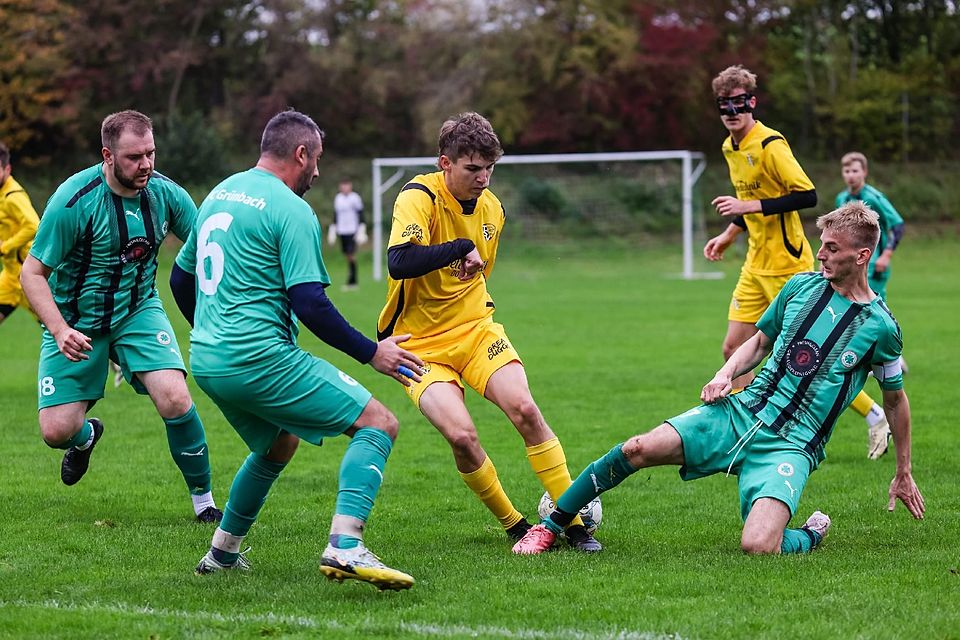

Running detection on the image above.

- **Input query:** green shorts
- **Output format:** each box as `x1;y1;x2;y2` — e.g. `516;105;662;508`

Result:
37;298;185;409
194;349;372;456
667;396;814;521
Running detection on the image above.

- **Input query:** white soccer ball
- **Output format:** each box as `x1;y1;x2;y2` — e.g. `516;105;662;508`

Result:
537;491;602;534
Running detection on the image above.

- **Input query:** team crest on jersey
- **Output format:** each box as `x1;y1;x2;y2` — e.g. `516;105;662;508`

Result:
840;350;859;369
156;331;172;345
120;236;154;264
401;223;424;242
785;338;821;377
482;223;497;241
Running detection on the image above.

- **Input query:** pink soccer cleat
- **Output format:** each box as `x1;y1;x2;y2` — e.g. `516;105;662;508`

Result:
512;524;557;555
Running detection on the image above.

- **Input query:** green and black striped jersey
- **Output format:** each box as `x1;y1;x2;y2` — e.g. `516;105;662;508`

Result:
739;272;903;465
31;164;196;335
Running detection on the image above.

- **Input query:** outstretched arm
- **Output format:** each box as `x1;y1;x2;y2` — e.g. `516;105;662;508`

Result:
882;387;925;519
701;330;773;403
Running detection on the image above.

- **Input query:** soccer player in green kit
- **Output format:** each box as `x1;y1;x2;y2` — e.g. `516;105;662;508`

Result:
20;110;222;522
514;201;924;556
836;151;907;460
171;110;424;589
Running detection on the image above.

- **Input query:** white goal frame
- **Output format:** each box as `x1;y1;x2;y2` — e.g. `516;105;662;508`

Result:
371;150;710;281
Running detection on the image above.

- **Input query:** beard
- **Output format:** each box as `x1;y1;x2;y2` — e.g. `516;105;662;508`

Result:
292;166;315;197
114;163;151;191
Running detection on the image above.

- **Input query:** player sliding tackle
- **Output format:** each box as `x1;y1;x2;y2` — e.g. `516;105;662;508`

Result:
171;110;423;590
515;202;925;556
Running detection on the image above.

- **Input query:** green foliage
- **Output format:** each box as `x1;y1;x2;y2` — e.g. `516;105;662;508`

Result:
154;113;230;187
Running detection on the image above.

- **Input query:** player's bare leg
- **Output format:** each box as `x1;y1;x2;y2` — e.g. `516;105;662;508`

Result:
420;381;529;538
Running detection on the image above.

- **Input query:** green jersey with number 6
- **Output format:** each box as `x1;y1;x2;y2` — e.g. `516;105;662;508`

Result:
175;168;330;375
738;271;903;465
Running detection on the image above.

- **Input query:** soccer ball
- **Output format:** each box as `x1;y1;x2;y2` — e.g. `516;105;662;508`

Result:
537;491;602;534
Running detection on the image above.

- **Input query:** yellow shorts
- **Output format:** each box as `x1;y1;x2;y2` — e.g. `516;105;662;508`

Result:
401;319;522;407
0;262;34;317
728;269;798;324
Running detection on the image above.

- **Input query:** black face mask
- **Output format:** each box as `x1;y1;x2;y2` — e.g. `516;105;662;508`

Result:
716;93;754;116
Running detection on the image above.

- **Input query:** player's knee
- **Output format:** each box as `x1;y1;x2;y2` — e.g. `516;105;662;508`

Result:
721;338;739;360
266;432;300;463
506;397;545;432
39;419;81;448
621;433;656;467
374;412;399;441
447;428;480;457
740;530;780;555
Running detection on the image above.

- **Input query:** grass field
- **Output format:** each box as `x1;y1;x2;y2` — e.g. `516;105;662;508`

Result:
1;236;958;639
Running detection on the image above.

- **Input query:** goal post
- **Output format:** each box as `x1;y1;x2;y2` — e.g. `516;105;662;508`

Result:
371;150;715;281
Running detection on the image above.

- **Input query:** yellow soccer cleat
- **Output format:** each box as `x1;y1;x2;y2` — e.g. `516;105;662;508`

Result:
320;543;414;591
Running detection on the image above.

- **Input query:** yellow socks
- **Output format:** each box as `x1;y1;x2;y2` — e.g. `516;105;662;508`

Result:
460;456;524;530
526;437;584;527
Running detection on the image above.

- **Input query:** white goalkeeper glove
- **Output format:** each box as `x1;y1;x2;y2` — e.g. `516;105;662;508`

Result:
355;223;368;246
327;223;337;246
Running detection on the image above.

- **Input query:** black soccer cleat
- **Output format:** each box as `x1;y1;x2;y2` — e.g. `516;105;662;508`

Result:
565;524;602;553
506;517;533;541
196;506;223;524
61;418;104;486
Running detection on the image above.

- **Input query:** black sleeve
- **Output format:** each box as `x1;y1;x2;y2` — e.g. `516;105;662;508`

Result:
887;222;905;250
731;216;747;230
169;263;196;327
387;239;476;279
760;189;817;215
287;282;377;364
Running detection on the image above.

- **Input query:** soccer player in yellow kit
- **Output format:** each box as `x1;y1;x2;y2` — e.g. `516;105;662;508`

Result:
0;141;40;324
703;65;817;391
377;112;600;551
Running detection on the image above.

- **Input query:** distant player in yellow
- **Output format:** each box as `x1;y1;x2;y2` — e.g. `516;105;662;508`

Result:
0;141;40;324
703;65;817;391
377;112;600;551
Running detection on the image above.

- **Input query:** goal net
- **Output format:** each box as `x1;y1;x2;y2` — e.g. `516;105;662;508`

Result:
370;151;719;280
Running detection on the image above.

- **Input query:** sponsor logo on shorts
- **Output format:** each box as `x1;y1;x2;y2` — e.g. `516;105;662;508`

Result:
482;223;497;241
487;338;509;360
784;480;797;498
338;370;359;386
785;338;821;377
840;350;859;368
156;331;172;345
162;220;169;235
731;298;741;311
777;462;795;477
401;223;424;242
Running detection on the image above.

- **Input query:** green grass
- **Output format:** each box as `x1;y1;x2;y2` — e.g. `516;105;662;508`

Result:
1;237;958;639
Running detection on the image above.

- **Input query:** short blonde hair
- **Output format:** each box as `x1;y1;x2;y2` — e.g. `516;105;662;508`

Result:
841;151;868;171
712;65;757;96
817;201;880;251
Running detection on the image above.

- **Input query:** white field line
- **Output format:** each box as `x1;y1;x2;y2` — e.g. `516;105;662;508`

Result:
0;599;686;640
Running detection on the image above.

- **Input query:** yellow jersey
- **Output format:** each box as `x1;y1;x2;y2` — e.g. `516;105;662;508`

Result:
378;171;505;340
722;121;814;276
0;175;39;267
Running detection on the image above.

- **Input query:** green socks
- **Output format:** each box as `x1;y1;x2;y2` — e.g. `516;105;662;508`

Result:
780;527;822;554
546;443;636;533
335;427;393;522
61;420;94;450
163;405;212;495
220;453;287;537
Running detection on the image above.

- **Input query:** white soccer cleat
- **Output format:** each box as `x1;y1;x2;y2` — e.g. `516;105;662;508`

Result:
801;510;832;541
867;416;891;460
320;543;414;591
195;547;252;575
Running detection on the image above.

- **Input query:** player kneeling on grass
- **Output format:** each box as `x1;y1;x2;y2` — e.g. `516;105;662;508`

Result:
515;202;925;556
171;110;423;590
